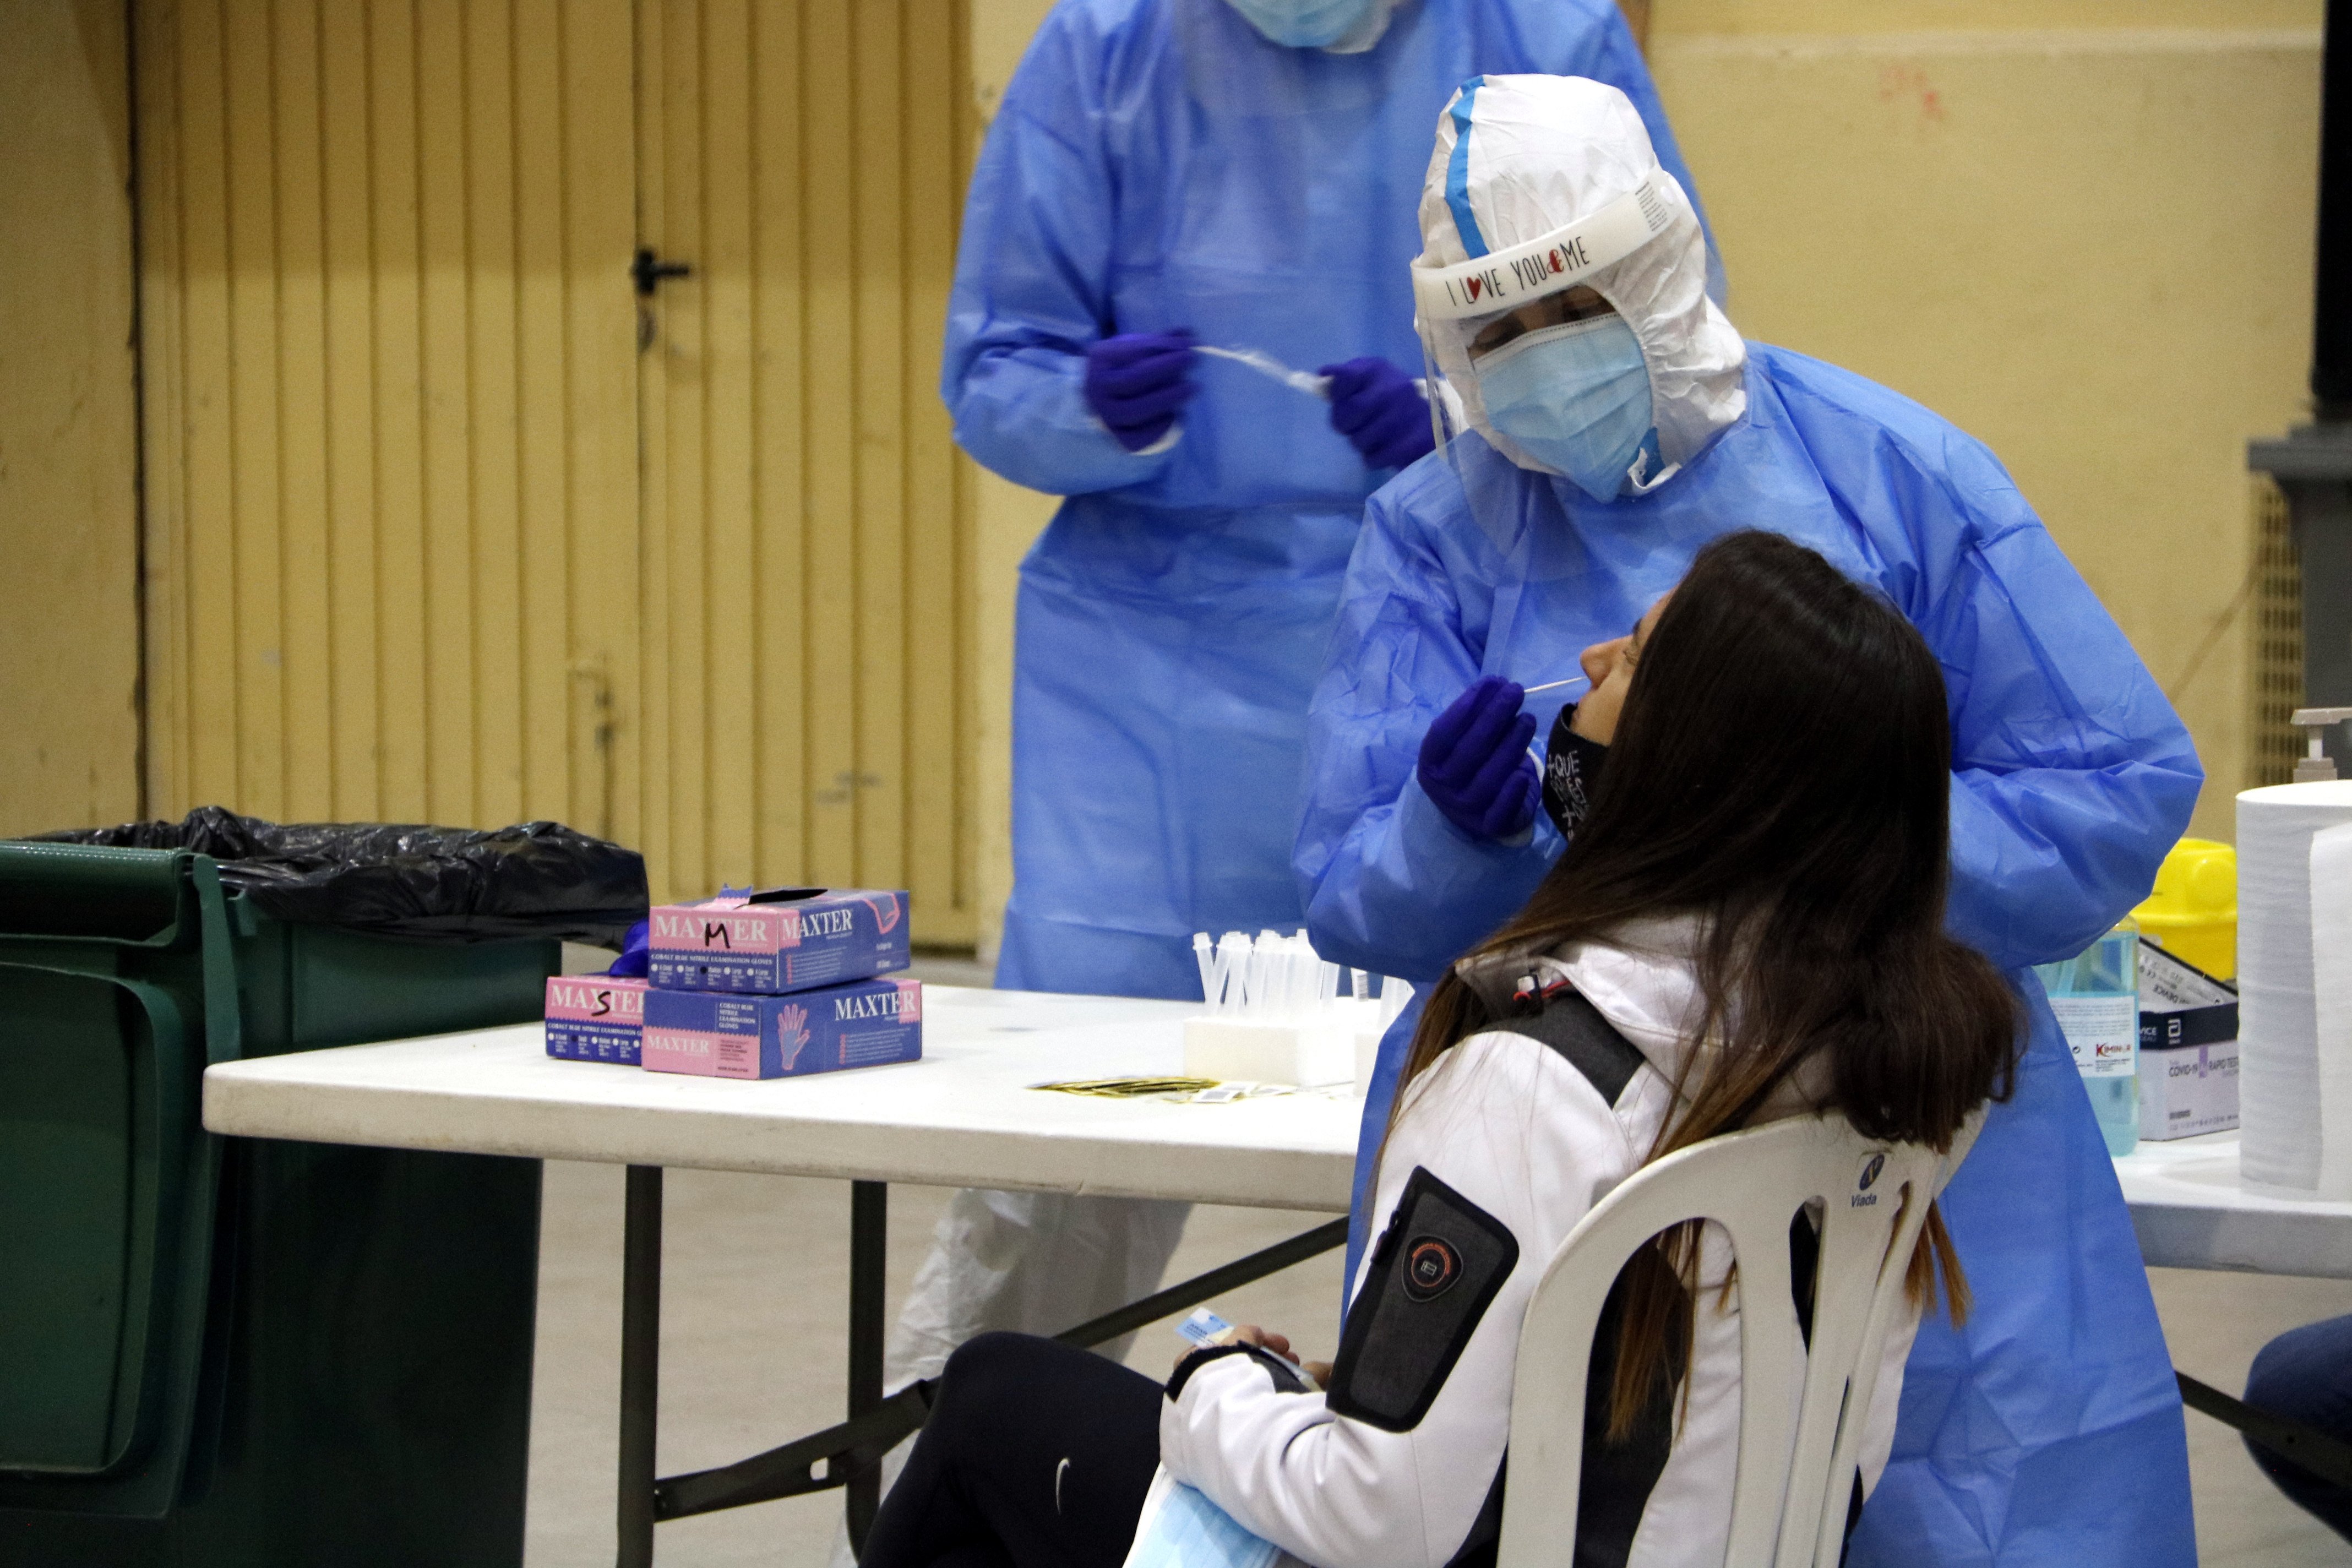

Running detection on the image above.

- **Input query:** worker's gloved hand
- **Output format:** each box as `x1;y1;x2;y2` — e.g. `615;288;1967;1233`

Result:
1320;356;1436;471
1085;329;1199;452
1417;676;1539;840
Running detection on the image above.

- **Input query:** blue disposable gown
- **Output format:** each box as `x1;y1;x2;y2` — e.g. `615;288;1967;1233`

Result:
946;0;1707;997
1300;345;2204;1564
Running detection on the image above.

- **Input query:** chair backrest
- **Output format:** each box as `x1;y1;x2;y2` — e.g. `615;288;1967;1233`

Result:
1497;1110;1977;1568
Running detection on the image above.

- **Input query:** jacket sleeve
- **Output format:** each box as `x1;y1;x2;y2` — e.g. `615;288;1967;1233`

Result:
1893;437;2204;973
1160;1035;1637;1568
939;20;1179;497
1294;475;1561;983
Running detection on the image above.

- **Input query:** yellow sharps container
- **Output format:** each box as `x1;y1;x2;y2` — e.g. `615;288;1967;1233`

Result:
2131;837;2237;981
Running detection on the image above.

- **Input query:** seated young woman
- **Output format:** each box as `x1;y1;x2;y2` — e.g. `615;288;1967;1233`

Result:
859;530;2021;1568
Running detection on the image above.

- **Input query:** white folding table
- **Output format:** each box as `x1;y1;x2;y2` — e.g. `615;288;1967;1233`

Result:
2115;1131;2352;1278
203;984;2352;1564
201;986;1360;1567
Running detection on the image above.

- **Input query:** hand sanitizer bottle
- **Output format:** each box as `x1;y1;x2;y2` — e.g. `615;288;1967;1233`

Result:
2035;918;2140;1157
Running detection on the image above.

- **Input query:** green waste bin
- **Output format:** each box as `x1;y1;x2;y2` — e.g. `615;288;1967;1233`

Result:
0;841;568;1567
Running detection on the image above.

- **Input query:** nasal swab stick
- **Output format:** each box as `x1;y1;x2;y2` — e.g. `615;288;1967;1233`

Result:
1196;344;1333;400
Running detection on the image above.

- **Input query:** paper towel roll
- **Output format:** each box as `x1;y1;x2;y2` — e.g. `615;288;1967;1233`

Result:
2237;782;2352;1194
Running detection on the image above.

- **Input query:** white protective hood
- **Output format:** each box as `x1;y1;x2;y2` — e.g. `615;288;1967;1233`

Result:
1411;74;1746;477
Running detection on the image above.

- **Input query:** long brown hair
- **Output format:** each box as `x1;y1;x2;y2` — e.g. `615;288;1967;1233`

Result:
1392;530;2019;1439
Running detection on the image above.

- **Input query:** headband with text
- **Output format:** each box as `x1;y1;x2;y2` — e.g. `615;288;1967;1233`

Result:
1413;171;1677;323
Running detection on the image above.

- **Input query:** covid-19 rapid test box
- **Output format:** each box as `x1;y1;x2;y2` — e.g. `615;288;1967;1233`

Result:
544;974;649;1065
2136;940;2239;1141
647;888;910;994
640;977;923;1080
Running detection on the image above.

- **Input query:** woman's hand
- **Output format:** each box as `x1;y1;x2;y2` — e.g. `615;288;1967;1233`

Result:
1174;1325;1331;1388
1233;1324;1289;1358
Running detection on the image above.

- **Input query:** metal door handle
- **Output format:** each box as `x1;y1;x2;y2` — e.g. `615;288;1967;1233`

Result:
631;247;693;296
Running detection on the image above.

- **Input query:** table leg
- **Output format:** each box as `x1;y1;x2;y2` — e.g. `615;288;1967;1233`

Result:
618;1165;664;1568
846;1180;888;1556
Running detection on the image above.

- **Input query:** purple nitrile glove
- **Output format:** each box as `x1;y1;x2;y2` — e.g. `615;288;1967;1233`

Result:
1417;676;1539;840
1084;329;1199;452
1320;356;1436;471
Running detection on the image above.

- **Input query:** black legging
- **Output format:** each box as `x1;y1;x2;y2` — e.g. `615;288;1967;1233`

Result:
861;1333;1166;1568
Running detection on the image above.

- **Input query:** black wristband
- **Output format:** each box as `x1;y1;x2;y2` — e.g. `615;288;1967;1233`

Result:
1166;1341;1309;1402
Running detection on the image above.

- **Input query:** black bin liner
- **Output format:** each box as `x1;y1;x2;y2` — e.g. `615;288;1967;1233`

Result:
36;806;645;946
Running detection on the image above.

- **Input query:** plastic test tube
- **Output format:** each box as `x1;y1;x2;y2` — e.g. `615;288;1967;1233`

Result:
1214;931;1250;1015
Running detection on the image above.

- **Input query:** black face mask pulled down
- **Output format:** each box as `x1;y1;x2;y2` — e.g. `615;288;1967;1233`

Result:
1542;704;1610;845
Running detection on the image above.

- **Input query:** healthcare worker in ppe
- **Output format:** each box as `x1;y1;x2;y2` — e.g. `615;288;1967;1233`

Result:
1298;74;2204;1564
854;6;1713;1550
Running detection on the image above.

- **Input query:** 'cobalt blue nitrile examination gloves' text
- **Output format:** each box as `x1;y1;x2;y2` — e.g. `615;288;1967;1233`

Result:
1416;677;1540;841
1320;356;1436;471
1084;329;1199;452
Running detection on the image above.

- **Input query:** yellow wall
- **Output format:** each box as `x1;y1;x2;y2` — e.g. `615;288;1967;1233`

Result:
136;0;643;840
1654;1;2320;32
1648;3;2323;842
0;0;140;838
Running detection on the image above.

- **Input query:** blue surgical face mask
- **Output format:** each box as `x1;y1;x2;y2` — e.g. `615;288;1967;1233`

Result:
1476;314;1657;502
1222;0;1380;48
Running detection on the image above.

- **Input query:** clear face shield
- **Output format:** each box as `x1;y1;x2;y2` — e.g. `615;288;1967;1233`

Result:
1412;170;1681;505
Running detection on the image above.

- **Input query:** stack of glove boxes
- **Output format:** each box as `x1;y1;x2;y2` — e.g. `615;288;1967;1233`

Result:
547;888;919;1078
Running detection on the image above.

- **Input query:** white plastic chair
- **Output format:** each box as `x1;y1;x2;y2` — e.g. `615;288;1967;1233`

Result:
1497;1111;1979;1568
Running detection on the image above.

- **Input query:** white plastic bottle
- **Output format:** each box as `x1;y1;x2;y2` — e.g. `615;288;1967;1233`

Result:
2034;917;2140;1156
